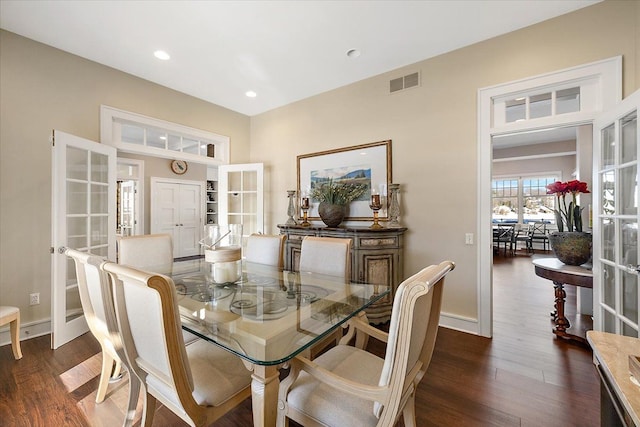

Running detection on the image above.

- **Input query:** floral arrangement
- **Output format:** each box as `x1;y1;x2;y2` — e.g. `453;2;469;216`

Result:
546;180;590;232
309;178;367;206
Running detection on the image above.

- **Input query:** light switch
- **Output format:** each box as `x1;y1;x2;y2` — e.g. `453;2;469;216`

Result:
465;233;474;245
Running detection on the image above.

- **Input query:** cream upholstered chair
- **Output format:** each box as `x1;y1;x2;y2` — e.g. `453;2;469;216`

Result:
298;236;352;356
244;233;286;268
298;236;352;279
0;306;23;360
277;260;455;427
117;233;173;274
65;249;125;404
102;262;252;427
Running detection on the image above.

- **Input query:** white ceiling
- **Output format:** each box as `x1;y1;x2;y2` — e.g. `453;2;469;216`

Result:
0;0;599;117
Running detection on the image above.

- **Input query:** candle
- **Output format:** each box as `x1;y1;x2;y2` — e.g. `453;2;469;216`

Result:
371;194;381;207
301;197;309;209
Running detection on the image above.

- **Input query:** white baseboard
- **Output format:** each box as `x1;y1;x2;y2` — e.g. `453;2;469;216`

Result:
0;318;51;347
439;312;480;336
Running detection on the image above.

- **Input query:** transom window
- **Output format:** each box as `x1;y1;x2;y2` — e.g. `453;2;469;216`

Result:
100;105;230;165
492;175;559;224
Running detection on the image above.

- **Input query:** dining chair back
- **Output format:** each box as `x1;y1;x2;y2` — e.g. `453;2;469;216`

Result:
65;249;124;404
277;260;455;427
118;233;173;274
298;236;352;279
245;233;286;268
102;262;252;427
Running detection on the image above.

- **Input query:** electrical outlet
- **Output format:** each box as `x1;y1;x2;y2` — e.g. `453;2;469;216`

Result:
30;293;40;305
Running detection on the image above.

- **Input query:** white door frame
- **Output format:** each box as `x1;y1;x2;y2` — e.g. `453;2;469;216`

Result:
476;57;622;337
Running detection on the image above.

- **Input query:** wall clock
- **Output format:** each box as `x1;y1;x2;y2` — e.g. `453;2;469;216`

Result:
171;160;188;175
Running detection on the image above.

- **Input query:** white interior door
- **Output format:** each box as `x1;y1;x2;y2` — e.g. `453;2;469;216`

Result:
151;178;203;258
177;183;201;257
593;89;640;337
51;130;116;349
218;163;264;250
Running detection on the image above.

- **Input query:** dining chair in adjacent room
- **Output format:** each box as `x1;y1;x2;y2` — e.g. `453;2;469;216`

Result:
244;233;286;268
117;233;173;274
65;249;125;404
530;221;550;252
277;260;455;427
102;262;252;427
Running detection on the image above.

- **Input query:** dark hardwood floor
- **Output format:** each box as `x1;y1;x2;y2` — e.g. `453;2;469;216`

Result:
0;252;599;426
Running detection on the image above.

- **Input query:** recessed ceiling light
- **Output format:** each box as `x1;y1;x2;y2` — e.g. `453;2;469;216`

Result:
346;49;361;58
154;50;170;60
246;91;257;98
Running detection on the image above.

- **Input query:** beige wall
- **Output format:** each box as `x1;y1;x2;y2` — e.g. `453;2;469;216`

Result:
250;0;640;322
1;0;639;336
0;30;250;328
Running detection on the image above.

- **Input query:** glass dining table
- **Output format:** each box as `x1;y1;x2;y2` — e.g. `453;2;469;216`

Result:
165;257;389;427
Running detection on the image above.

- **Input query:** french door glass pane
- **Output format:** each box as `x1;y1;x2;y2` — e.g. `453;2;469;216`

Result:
91;152;109;183
603;310;615;333
621;269;638;324
621;111;637;164
91;184;108;213
623;323;637;337
67;182;87;215
67;147;88;180
67;217;88;250
90;216;108;247
601;124;615;168
620;165;638;215
603;263;615;307
601;218;615;261
228;171;242;192
601;170;615;215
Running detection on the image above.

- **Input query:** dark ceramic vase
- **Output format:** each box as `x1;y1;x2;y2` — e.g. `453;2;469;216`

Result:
548;231;592;266
318;202;345;227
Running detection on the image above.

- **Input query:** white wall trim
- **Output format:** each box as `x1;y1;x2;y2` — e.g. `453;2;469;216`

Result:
477;56;622;338
0;318;51;347
439;312;479;335
493;151;576;163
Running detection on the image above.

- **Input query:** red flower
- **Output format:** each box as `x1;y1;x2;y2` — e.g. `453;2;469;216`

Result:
565;179;590;194
546;181;569;195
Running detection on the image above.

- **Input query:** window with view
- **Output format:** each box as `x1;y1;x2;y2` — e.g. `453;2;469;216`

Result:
492;176;558;224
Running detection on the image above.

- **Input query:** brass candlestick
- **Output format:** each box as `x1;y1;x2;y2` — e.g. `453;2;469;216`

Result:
369;194;383;229
300;196;311;227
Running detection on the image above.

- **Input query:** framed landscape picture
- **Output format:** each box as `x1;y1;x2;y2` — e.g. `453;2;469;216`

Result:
297;140;392;221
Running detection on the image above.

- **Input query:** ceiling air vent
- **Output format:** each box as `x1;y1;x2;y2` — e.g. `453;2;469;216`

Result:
389;71;420;93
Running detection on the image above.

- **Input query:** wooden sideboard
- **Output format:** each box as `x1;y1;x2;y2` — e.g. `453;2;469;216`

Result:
277;224;407;324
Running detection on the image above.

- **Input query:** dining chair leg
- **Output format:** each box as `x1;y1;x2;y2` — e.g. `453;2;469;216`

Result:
124;375;141;427
95;352;115;403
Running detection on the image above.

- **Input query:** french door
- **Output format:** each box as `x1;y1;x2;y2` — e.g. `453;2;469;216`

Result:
593;89;640;337
218;163;264;250
51;130;116;349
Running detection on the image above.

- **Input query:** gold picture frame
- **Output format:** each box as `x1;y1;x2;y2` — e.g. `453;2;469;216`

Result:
297;140;392;221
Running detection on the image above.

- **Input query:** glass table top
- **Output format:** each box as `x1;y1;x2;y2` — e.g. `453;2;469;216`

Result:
166;258;389;366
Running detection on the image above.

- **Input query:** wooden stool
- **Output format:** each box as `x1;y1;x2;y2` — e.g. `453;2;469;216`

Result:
0;306;23;359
